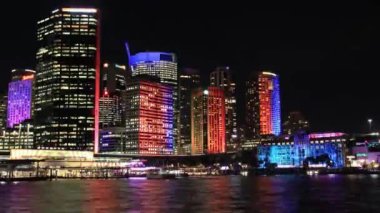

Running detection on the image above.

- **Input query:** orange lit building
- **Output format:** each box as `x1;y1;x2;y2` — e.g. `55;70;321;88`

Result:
191;87;225;155
124;76;174;155
246;71;281;139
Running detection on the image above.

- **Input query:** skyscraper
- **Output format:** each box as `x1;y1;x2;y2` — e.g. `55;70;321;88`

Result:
101;62;130;96
99;90;123;128
129;51;179;152
7;69;35;128
0;95;7;135
124;76;174;155
191;87;226;155
283;111;309;135
34;8;100;151
245;71;281;138
178;68;200;155
210;66;237;152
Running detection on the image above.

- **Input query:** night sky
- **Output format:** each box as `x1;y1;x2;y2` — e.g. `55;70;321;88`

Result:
1;1;379;133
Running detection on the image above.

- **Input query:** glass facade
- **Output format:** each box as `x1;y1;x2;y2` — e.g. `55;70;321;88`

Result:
124;78;174;155
34;8;99;151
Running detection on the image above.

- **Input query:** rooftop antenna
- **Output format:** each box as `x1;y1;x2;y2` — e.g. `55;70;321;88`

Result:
125;42;131;66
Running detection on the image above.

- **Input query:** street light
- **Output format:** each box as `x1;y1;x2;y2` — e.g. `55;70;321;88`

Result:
368;119;373;132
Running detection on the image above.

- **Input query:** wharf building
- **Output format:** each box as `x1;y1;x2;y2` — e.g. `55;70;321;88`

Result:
258;132;347;168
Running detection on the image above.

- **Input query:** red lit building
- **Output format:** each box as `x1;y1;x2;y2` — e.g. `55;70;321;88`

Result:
124;77;174;155
191;87;225;155
245;71;281;139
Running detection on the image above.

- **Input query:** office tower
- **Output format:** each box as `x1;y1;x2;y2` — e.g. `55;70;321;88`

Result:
178;68;200;155
124;76;174;155
245;71;281;138
191;87;226;155
99;90;123;128
101;62;130;96
7;69;35;128
1;122;34;150
0;95;7;135
283;111;310;135
210;66;238;152
99;127;126;153
34;8;99;151
129;51;179;152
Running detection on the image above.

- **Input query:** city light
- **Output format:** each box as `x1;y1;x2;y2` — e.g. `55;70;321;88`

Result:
62;8;97;13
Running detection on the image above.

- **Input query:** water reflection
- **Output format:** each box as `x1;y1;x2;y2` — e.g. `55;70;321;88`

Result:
0;175;378;212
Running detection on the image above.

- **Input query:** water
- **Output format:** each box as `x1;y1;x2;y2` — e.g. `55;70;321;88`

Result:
0;175;379;212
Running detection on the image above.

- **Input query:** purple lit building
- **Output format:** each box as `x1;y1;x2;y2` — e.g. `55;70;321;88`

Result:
7;69;35;128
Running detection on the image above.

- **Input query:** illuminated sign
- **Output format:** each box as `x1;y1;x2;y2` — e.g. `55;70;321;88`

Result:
22;75;34;80
62;8;97;13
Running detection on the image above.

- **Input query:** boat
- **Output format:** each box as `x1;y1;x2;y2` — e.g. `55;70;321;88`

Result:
146;168;176;179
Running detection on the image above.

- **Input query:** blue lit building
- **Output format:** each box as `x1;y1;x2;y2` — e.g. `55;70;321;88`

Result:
258;132;347;168
99;127;126;153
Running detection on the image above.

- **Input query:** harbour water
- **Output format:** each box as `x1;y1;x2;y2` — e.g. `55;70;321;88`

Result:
0;175;379;212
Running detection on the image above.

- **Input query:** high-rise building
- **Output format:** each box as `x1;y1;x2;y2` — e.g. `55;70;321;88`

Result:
210;66;238;152
0;95;7;135
99;63;129;153
101;62;130;96
191;87;226;155
283;111;310;135
1;121;34;150
245;71;281;138
99;127;126;153
129;51;179;152
124;76;174;155
7;69;35;128
99;90;123;128
178;68;200;155
34;8;100;151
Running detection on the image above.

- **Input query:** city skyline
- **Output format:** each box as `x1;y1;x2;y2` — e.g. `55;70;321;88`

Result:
0;1;379;133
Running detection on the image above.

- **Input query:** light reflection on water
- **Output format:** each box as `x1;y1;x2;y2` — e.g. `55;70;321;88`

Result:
0;175;379;212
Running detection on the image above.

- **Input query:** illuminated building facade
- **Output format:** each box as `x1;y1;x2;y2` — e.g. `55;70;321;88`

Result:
7;69;35;128
258;132;346;168
34;8;99;151
246;71;281;138
283;111;310;135
129;52;179;152
0;95;7;135
1;121;34;150
178;68;200;155
99;127;126;153
124;77;174;155
99;90;123;128
191;87;226;155
210;66;238;152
